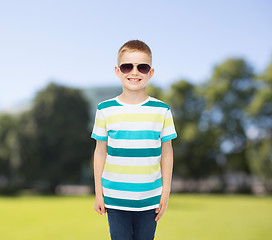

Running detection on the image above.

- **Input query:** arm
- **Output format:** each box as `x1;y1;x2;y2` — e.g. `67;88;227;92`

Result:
155;140;173;222
93;140;107;215
161;139;173;195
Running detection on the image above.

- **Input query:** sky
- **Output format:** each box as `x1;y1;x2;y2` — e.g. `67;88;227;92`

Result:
0;0;271;110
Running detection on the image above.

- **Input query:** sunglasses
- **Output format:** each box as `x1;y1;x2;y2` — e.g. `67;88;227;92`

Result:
119;63;151;74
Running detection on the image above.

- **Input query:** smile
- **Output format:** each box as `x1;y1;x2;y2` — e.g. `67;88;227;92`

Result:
128;78;141;82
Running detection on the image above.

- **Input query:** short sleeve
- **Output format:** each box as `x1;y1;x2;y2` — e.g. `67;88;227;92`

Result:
160;108;177;143
90;107;108;141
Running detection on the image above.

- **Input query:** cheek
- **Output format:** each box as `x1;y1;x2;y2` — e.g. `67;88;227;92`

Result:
121;77;130;84
142;76;149;82
142;78;149;86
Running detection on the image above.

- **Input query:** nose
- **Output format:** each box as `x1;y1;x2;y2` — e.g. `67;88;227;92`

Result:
131;65;139;75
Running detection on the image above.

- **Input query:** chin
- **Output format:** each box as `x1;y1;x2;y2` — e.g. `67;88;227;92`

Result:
124;86;144;91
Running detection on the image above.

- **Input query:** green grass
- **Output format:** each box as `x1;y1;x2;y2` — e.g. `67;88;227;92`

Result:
0;194;271;240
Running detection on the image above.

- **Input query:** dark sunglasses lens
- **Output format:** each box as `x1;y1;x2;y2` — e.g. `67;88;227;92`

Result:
137;64;151;74
120;64;133;74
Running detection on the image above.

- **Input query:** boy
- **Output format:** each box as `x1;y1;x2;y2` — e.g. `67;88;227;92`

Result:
91;40;177;240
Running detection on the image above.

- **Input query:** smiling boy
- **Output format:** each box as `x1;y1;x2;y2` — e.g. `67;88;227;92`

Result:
91;40;177;240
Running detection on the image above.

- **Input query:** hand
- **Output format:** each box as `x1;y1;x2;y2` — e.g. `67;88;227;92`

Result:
155;193;169;222
94;194;107;216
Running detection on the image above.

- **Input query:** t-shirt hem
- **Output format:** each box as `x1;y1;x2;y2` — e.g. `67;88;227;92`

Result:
91;133;108;141
105;204;159;212
161;133;177;142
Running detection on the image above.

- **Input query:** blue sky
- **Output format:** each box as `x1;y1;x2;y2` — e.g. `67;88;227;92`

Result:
0;0;271;110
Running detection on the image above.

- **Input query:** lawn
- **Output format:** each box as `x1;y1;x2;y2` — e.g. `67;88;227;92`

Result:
0;194;271;240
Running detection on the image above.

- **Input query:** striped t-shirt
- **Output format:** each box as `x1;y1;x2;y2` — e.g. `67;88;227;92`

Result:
91;95;177;211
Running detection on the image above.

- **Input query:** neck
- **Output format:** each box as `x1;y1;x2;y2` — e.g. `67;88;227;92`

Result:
118;89;149;104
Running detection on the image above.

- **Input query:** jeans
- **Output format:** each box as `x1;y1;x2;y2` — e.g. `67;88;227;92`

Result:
106;208;157;240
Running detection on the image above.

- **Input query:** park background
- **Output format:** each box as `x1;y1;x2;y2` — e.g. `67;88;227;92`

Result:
0;0;271;239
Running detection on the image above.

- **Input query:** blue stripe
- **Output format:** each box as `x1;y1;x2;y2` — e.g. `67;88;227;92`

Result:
161;133;177;142
91;133;108;141
107;146;162;157
104;195;161;208
108;130;160;140
98;100;122;110
102;177;162;192
142;100;170;109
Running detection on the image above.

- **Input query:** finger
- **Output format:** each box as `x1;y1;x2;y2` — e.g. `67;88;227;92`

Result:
155;208;165;222
155;208;161;222
155;211;162;222
101;206;106;215
96;204;103;215
95;207;102;215
155;203;162;213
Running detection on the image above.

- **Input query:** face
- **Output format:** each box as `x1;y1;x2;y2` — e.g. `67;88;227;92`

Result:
115;51;154;92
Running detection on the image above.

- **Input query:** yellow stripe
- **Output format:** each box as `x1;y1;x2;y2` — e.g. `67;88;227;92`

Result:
106;113;164;125
104;162;161;175
163;117;174;129
94;118;106;129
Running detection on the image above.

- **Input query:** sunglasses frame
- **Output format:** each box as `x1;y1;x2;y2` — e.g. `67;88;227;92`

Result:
118;63;151;74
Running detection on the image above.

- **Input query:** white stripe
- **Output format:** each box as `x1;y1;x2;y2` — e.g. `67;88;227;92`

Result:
102;170;162;183
106;155;161;166
92;126;107;137
160;125;176;138
103;106;168;116
108;138;161;148
165;109;173;118
103;187;162;200
106;121;163;131
96;109;106;119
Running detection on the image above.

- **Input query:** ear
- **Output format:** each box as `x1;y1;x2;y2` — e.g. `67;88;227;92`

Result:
114;66;120;78
148;68;154;79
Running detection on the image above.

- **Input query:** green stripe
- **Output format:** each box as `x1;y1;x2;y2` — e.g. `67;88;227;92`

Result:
104;195;161;208
98;100;122;110
142;100;170;109
107;146;162;157
102;177;162;191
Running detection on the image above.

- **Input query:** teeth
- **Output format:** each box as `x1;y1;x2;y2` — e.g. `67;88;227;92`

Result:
128;78;140;81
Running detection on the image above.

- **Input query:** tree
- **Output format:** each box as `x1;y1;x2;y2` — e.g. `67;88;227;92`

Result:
0;114;18;184
166;80;218;179
202;58;255;176
245;60;272;191
246;60;272;127
19;82;92;193
146;83;164;100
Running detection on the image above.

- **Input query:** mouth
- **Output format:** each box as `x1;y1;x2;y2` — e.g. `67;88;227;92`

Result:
127;78;142;83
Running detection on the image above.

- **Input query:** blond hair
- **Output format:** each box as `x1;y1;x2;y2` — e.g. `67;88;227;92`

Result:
118;40;152;65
